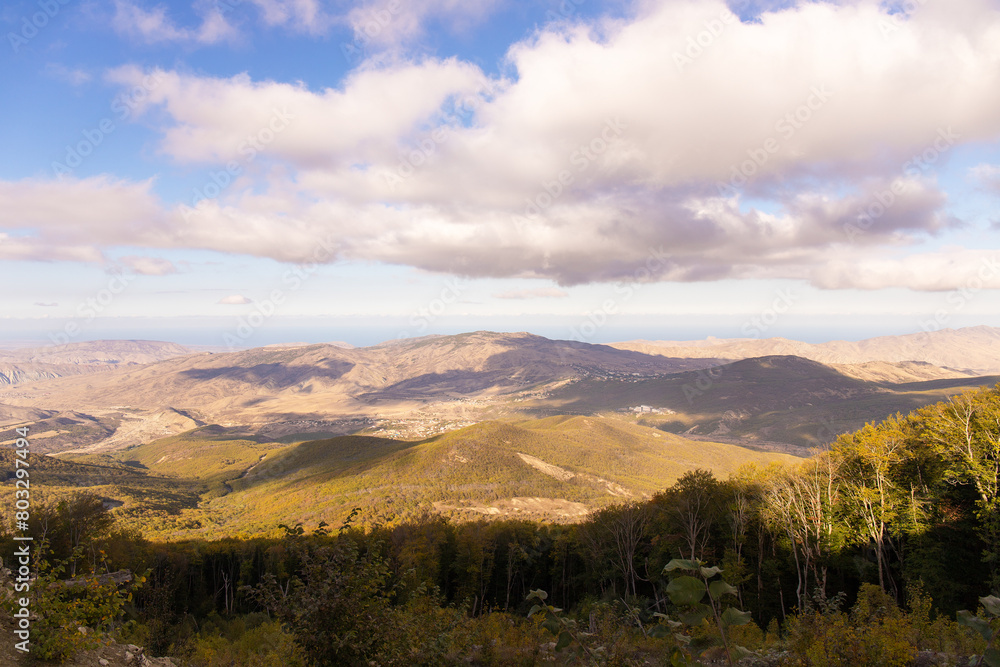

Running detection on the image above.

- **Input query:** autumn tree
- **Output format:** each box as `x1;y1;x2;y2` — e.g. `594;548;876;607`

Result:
761;454;842;610
920;385;1000;588
833;416;910;597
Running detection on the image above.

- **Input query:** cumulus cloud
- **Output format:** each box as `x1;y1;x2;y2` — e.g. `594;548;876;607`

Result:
494;288;570;300
108;61;489;166
12;0;1000;292
0;177;164;261
218;295;252;304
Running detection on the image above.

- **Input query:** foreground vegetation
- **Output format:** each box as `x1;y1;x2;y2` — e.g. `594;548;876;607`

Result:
4;383;1000;664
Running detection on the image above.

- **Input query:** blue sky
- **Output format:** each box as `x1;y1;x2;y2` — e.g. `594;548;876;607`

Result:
2;0;999;348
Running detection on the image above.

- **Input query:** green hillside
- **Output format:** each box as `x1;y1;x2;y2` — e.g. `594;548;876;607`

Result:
39;415;800;540
78;425;290;496
0;449;199;527
177;415;799;539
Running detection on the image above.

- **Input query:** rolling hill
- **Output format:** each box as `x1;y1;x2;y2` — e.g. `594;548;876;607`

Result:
55;415;801;539
2;330;999;453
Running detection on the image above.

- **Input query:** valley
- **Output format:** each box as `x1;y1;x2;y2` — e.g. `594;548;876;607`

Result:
4;327;1000;665
36;414;795;540
2;327;999;531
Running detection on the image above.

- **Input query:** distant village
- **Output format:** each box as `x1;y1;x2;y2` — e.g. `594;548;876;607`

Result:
624;405;676;414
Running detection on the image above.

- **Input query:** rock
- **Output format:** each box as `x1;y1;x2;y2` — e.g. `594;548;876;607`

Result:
125;651;134;662
99;660;110;666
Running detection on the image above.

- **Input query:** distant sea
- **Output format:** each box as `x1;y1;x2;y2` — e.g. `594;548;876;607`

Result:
3;313;997;349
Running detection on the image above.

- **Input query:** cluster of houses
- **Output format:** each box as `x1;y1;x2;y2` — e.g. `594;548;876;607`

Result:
626;405;675;414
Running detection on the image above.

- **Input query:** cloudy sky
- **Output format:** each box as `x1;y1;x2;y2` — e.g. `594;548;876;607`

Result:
2;0;999;347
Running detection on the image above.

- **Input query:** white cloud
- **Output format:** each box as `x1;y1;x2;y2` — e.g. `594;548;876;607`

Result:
218;294;253;304
110;0;499;42
119;256;178;276
44;63;92;86
971;163;1000;192
246;0;325;32
345;0;501;51
108;61;489;166
112;1;239;45
0;176;164;262
811;250;1000;291
494;288;570;299
14;0;1000;293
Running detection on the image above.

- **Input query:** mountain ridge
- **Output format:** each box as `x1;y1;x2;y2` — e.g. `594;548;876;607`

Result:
611;325;1000;374
2;329;998;454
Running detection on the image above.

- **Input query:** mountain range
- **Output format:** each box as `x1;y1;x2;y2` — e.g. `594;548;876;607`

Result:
1;328;999;455
612;325;1000;375
0;339;192;386
2;326;999;528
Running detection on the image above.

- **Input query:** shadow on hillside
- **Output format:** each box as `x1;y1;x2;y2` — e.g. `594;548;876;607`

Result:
890;374;1000;392
229;434;419;493
535;355;882;413
357;369;522;402
357;343;715;404
179;360;354;389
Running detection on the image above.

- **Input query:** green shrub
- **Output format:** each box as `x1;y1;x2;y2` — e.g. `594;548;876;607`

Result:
182;618;306;667
728;621;767;652
378;593;469;666
27;546;144;661
786;585;915;667
957;595;1000;666
660;558;753;666
252;535;393;666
